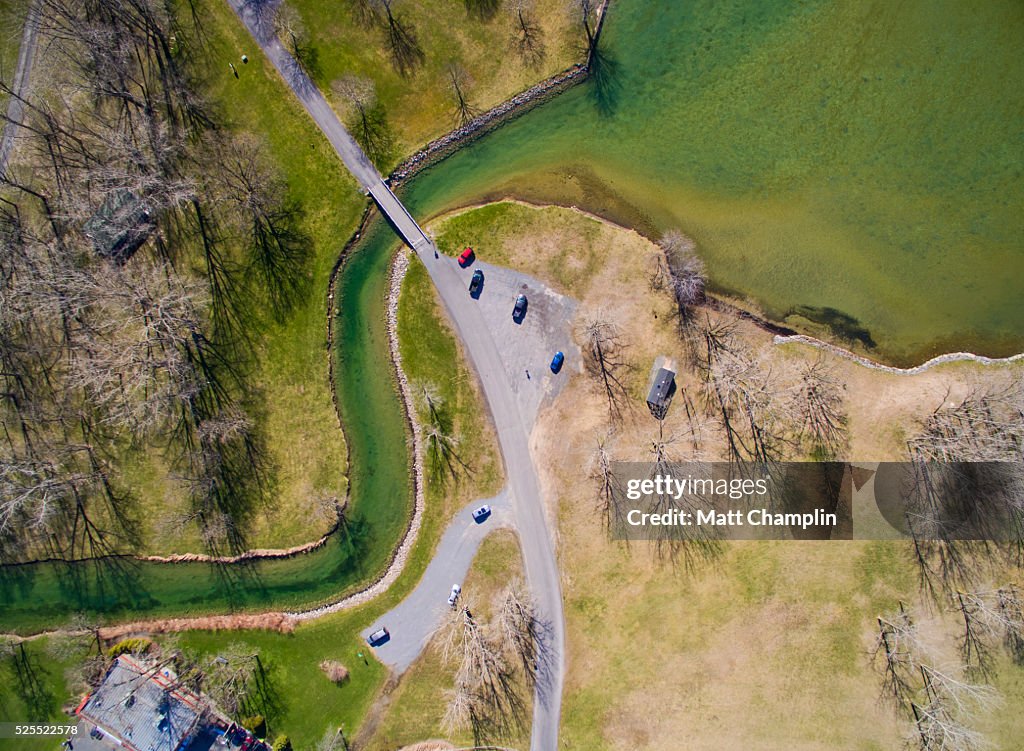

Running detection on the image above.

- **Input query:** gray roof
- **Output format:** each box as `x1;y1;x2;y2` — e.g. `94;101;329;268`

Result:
79;656;203;751
647;367;676;406
81;189;155;261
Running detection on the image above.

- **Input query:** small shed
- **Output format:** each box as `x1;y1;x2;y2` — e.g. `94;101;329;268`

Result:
646;357;677;420
82;189;156;263
78;655;204;751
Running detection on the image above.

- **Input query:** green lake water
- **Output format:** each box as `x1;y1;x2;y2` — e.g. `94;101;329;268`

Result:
2;0;1021;633
403;0;1024;364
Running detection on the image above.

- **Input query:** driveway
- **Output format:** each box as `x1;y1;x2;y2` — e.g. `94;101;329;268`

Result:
362;490;512;673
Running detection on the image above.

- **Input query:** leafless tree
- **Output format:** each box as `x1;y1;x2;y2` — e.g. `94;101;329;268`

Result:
903;379;1024;600
506;0;545;65
441;602;526;744
955;586;1024;678
566;0;600;59
369;0;424;77
274;3;319;79
580;315;630;422
331;74;392;167
418;383;470;482
657;230;706;330
695;315;790;467
788;356;847;459
592;435;625;530
872;604;924;714
447;62;479;127
211;136;311;314
465;0;500;20
497;581;541;684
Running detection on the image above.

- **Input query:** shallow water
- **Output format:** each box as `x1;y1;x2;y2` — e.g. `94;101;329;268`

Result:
402;0;1024;365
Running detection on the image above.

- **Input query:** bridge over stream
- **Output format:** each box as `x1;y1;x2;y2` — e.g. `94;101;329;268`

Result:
226;2;567;749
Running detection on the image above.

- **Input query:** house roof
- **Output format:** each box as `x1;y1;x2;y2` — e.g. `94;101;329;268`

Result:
81;189;155;261
79;655;204;751
647;367;676;406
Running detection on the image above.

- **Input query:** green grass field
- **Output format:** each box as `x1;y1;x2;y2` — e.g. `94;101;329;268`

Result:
289;0;579;163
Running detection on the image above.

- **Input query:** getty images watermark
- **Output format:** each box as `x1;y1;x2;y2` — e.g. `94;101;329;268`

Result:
609;462;1024;541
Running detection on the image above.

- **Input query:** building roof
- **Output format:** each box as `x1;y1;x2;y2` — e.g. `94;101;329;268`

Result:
79;655;204;751
81;189;156;262
647;367;676;407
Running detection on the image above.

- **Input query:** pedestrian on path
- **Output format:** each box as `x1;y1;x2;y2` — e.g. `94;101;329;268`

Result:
525;369;531;380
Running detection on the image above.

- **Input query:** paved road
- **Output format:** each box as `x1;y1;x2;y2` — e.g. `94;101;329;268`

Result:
0;0;40;175
362;490;512;673
227;3;567;749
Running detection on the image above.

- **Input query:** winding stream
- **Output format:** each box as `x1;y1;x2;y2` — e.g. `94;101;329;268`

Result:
2;0;1021;633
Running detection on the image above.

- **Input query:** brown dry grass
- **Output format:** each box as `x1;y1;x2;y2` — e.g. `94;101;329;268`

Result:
99;613;296;642
430;201;1024;750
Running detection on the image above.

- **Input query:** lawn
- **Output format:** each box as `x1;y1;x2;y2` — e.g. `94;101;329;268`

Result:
0;634;96;751
288;0;580;164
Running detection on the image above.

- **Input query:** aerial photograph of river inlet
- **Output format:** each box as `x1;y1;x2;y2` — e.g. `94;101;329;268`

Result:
1;1;1022;750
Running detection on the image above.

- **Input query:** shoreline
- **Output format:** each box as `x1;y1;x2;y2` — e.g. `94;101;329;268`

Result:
429;198;1024;372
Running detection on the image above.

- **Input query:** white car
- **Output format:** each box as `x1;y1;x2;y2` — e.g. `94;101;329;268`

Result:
448;584;462;607
471;504;491;523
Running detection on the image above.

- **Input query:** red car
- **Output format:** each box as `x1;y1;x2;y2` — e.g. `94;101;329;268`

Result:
458;247;475;267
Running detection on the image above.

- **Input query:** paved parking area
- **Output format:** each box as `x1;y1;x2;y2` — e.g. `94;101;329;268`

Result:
455;258;579;431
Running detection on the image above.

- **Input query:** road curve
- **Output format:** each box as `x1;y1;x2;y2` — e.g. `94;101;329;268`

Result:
362;490;512;674
226;2;566;749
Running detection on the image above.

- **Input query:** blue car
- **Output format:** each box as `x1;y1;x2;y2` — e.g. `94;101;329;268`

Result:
550;351;565;373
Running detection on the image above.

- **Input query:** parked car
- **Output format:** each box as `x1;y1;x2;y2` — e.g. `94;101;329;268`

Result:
458;247;475;267
367;627;390;646
448;583;462;607
472;504;491;523
550;351;565;373
512;294;528;321
469;269;484;295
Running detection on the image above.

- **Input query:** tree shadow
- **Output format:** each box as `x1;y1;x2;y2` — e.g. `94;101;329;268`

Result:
5;642;56;721
587;45;621;118
464;0;500;21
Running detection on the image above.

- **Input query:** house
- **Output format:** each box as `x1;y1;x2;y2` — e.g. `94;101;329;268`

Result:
646;357;677;420
81;189;156;262
77;655;205;751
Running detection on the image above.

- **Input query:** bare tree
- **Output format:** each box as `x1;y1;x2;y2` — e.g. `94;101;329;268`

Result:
657;230;706;330
506;0;545;65
903;379;1024;600
274;3;319;79
789;356;847;459
331;74;392;167
441;602;525;744
447;62;479;127
369;0;424;77
497;581;541;684
591;435;625;530
696;315;790;466
566;0;600;60
580;315;630;422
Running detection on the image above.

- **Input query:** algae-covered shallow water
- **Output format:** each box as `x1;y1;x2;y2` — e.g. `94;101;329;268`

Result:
402;0;1024;365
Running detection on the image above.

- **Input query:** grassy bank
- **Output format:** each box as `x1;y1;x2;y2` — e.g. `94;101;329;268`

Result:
290;0;579;163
